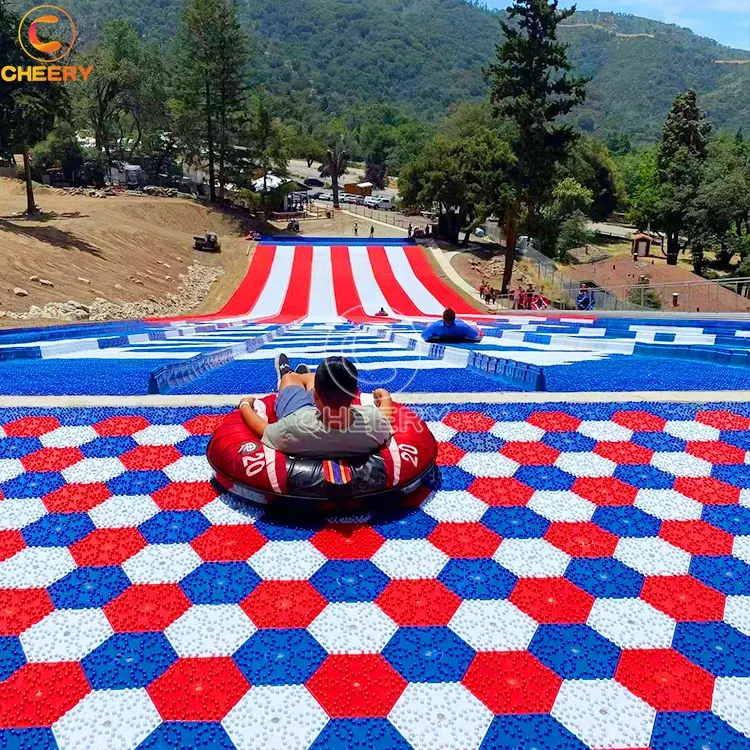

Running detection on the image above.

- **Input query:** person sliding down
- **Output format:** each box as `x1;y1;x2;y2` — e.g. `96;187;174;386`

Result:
421;308;482;343
238;355;393;458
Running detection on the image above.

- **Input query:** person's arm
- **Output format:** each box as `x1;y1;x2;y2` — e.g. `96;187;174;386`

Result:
238;397;268;438
372;388;395;424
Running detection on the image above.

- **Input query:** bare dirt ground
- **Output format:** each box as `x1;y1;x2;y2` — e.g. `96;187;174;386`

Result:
0;178;252;326
270;209;406;239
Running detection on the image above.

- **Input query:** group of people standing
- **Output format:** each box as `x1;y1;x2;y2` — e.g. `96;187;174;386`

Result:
479;280;550;311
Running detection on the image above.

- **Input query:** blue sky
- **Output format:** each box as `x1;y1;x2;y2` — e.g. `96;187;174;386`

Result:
487;0;750;50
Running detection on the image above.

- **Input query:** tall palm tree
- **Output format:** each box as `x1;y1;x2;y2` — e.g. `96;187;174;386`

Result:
318;142;349;209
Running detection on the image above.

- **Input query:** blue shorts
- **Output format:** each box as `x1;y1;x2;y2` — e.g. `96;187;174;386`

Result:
276;386;315;419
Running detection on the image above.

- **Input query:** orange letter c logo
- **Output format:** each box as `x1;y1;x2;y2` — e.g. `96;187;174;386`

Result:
18;5;76;63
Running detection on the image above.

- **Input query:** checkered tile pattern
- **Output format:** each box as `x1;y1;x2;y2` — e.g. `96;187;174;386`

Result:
2;405;750;749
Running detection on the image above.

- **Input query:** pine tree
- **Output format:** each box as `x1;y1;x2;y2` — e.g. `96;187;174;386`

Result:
487;0;587;292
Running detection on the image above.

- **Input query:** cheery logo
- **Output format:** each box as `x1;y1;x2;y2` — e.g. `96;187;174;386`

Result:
18;5;76;63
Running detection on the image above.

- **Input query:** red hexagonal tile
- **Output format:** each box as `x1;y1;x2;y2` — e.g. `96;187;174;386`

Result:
428;522;501;558
659;520;734;556
463;651;562;714
3;416;60;438
376;579;461;626
501;441;560;466
544;521;619;558
616;649;714;711
572;477;638;506
42;482;111;513
147;657;249;721
0;530;24;562
443;411;496;433
184;414;226;435
594;441;654;465
0;589;53;636
673;477;739;506
0;662;90;728
151;481;219;510
192;525;267;562
641;576;725;622
612;411;666;432
93;415;151;436
510;578;594;624
526;411;581;432
468;477;535;506
436;442;466;467
21;447;84;473
696;410;750;431
104;583;191;633
120;445;182;471
311;524;386;560
307;654;407;718
70;528;147;567
240;580;327;629
686;441;746;465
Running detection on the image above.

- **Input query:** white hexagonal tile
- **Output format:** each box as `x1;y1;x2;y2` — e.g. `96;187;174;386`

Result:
427;422;457;442
0;497;47;530
587;597;676;649
527;491;596;522
449;599;537;652
89;495;159;529
21;608;113;662
458;453;519;478
490;421;545;442
222;685;328;750
40;425;98;448
0;546;76;588
166;604;256;657
389;682;493;750
132;424;190;446
552;679;656;749
248;541;326;580
733;537;750;566
650;451;712;477
713;677;750;738
663;420;720;442
62;457;126;484
122;542;202;584
554;452;616;478
421;491;488;523
634;489;703;521
725;596;750;637
0;458;26;482
371;539;449;580
308;602;397;654
163;455;213;482
613;537;691;576
577;420;633;442
493;538;571;578
201;496;263;526
52;688;161;750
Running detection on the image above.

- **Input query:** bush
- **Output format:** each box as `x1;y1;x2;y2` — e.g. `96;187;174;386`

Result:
556;212;594;263
628;280;662;309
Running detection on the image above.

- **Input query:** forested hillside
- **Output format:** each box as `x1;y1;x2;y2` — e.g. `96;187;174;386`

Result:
11;0;750;141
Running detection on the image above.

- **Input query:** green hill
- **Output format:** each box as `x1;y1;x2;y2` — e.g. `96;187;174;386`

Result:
14;0;750;141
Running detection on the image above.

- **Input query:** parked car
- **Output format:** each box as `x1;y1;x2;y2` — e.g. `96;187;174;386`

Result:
375;198;396;211
363;196;380;208
354;195;366;205
318;192;333;201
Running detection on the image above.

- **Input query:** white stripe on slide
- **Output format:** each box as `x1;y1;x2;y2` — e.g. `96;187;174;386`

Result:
248;246;295;319
349;246;394;317
307;245;340;320
386;246;444;315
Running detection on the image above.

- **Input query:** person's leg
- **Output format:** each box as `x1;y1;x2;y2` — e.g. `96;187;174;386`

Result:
279;372;314;392
275;373;315;419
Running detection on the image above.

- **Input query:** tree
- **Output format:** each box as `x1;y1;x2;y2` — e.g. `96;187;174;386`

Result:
655;90;711;265
319;141;349;209
247;91;290;192
364;162;387;190
486;0;587;292
176;0;250;202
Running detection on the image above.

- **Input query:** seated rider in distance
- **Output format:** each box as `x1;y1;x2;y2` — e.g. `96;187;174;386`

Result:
421;308;482;342
238;355;393;458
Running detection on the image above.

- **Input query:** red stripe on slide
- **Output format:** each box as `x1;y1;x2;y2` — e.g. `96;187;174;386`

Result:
330;246;366;319
274;245;313;322
402;245;483;314
368;246;424;317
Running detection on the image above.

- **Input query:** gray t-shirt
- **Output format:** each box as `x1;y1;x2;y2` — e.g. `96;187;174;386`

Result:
262;405;393;458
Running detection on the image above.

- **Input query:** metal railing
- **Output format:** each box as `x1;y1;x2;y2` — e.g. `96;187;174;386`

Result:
332;202;427;232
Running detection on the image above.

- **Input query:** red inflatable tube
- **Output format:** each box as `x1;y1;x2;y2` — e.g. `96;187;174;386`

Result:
207;394;438;514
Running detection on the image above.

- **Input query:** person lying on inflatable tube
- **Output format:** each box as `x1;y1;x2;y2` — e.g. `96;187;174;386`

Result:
421;308;484;343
